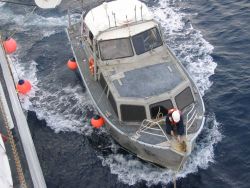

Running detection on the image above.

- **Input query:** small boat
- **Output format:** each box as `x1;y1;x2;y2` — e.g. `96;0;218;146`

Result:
67;0;205;170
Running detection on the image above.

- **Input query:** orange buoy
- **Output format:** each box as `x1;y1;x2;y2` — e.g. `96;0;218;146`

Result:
67;57;77;70
91;115;105;128
3;37;17;54
16;79;31;94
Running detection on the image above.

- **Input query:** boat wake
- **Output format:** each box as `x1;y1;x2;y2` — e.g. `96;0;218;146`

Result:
1;0;222;186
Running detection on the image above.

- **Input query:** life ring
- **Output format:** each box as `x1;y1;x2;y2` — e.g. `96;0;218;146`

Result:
89;57;94;75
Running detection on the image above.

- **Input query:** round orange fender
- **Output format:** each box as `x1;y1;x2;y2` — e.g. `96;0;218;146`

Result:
91;115;105;128
3;37;17;54
16;79;32;94
67;57;77;70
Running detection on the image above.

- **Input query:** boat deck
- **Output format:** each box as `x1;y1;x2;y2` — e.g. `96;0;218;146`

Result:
112;62;183;98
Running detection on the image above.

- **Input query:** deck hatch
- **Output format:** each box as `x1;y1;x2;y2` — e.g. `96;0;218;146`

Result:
113;63;183;98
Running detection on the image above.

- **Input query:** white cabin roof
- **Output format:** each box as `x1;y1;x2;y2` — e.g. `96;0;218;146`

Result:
84;0;154;37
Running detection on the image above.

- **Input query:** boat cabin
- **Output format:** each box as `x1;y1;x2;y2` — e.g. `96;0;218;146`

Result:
82;0;196;123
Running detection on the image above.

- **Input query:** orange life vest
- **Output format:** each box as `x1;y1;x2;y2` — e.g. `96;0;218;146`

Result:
89;57;94;75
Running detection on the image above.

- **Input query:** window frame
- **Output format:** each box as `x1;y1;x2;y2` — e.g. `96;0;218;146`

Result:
98;37;134;61
131;27;163;55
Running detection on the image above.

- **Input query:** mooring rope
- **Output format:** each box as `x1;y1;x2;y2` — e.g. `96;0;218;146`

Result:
0;90;27;188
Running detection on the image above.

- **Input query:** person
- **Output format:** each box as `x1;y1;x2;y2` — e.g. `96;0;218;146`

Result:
165;108;184;142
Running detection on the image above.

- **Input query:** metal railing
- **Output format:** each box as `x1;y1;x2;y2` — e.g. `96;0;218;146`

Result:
135;119;170;142
135;104;198;141
185;103;197;136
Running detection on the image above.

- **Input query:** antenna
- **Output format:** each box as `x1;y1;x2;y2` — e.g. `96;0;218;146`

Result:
107;15;111;28
126;15;131;36
103;2;111;28
140;4;143;21
112;12;117;27
134;5;137;21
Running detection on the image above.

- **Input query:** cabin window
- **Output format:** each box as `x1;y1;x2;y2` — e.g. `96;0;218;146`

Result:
132;27;163;55
99;38;134;60
175;87;194;110
108;91;118;115
150;99;173;119
120;105;146;122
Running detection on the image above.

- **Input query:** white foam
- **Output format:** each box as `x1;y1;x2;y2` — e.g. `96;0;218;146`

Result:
0;2;5;7
29;84;94;134
8;53;94;134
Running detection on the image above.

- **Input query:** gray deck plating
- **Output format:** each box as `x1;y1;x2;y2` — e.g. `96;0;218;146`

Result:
113;63;183;98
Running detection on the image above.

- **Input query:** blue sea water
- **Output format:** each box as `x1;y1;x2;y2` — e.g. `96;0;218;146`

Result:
0;0;250;187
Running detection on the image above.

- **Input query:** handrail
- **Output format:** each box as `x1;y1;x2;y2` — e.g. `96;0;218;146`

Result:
136;119;170;142
185;103;197;136
186;103;195;122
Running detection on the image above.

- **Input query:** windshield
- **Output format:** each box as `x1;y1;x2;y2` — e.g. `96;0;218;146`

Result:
99;38;134;60
132;27;163;55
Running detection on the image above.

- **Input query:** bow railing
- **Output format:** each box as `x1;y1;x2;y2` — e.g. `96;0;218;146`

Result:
184;103;197;136
135;119;170;142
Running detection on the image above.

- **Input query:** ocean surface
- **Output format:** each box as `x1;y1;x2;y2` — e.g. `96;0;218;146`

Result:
0;0;250;187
